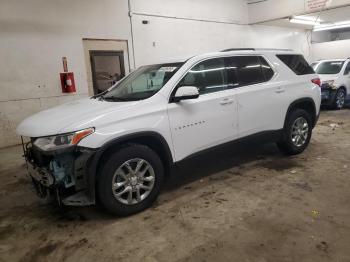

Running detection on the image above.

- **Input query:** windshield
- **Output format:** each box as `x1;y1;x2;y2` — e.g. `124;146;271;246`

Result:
101;62;183;101
315;61;345;74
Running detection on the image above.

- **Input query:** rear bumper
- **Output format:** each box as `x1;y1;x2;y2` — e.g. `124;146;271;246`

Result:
23;141;97;206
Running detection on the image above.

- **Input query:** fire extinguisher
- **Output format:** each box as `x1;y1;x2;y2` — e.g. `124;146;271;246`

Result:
60;72;76;93
60;57;76;93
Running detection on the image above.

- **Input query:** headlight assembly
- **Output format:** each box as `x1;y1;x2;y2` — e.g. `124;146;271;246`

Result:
322;80;337;89
33;128;94;152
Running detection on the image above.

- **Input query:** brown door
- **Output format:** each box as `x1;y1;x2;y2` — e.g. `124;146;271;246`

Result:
90;50;125;95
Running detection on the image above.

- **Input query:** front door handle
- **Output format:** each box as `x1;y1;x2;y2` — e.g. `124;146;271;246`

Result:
220;98;234;105
275;87;285;94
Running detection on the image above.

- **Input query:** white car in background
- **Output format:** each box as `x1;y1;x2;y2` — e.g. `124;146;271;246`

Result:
311;58;350;109
17;48;321;216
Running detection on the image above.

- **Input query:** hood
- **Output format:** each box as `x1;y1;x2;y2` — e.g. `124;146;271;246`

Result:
318;74;338;83
16;97;140;137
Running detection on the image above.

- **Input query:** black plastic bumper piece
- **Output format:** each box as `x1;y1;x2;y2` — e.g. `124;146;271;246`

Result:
321;87;337;106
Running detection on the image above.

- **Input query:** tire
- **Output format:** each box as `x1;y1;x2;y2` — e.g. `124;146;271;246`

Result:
277;109;312;155
97;144;164;216
332;88;346;110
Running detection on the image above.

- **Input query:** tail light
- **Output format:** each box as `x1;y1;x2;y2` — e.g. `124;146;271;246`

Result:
311;78;321;87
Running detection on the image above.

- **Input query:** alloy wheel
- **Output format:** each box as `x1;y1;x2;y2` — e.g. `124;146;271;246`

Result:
112;158;155;205
336;90;345;109
291;117;309;147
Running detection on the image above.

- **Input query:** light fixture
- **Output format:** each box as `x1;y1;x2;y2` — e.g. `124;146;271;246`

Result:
289;16;321;26
313;20;350;31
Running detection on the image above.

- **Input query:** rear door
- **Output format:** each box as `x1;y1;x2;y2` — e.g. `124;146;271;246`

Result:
167;57;238;161
228;55;285;137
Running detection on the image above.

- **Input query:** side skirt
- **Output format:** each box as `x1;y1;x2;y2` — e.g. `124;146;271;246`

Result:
177;129;283;163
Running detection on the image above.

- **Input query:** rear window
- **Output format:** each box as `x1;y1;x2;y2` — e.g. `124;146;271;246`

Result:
276;54;315;75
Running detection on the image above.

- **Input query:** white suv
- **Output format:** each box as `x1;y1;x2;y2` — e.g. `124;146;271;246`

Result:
17;49;321;216
311;58;350;109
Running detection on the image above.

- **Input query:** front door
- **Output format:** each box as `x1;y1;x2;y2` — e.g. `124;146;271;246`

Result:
90;50;125;95
167;57;238;162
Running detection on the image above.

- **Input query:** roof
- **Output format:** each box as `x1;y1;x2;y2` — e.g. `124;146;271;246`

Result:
221;48;293;52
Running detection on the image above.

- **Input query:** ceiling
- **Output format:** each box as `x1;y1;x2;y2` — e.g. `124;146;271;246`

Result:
259;5;350;30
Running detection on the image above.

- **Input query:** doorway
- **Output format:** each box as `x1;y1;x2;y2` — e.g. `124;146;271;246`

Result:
82;39;130;96
90;51;125;95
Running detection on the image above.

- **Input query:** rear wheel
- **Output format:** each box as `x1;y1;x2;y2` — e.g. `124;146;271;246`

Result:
277;109;312;155
97;144;164;216
332;88;346;110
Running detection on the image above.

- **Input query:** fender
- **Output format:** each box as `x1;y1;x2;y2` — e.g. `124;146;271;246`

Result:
284;98;318;128
85;131;174;203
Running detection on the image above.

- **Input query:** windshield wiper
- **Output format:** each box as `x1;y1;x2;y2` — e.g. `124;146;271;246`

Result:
102;96;130;101
91;90;108;99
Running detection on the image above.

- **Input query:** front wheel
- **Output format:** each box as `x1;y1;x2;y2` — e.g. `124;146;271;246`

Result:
332;88;346;110
277;109;312;155
97;144;164;216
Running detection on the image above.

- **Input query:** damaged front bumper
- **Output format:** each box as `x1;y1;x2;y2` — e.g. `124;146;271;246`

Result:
321;84;337;106
22;139;96;206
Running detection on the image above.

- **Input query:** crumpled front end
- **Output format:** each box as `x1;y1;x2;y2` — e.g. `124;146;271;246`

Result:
22;138;96;206
320;82;338;106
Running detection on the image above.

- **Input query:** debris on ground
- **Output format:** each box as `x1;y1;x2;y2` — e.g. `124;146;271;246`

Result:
330;123;339;130
311;210;320;217
291;182;313;192
329;122;344;130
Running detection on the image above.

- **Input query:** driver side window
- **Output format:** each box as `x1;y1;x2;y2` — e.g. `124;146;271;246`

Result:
176;58;227;95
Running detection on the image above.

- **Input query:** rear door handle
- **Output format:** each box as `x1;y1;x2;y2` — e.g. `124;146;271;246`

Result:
275;87;285;94
220;98;234;105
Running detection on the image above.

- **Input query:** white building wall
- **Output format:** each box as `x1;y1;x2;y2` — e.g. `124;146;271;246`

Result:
132;16;310;67
0;0;311;148
311;39;350;61
132;0;249;24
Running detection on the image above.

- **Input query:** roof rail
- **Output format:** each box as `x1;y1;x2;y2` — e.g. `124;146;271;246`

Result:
221;48;293;52
221;48;255;52
257;48;293;51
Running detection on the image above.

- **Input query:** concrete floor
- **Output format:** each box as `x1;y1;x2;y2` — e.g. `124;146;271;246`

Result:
0;109;350;262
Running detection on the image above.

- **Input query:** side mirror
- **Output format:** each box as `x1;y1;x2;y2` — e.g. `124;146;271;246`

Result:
172;86;199;102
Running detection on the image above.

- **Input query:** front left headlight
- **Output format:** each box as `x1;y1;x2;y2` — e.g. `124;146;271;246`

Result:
33;127;95;152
